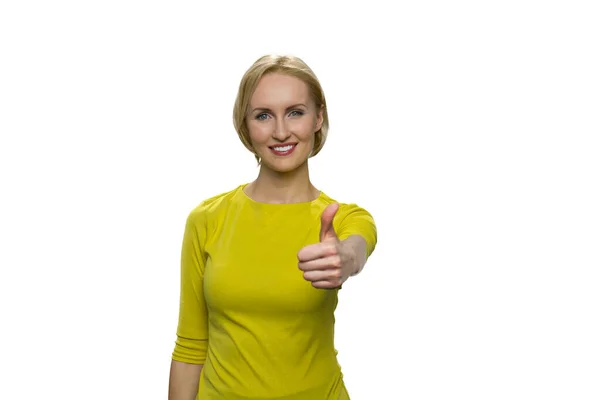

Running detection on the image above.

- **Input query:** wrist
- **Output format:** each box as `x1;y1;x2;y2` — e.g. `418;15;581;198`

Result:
340;236;365;276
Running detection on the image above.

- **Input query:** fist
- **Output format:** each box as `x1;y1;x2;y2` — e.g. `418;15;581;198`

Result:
297;203;349;289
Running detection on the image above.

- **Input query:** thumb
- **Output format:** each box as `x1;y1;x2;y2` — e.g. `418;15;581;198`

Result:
320;203;340;242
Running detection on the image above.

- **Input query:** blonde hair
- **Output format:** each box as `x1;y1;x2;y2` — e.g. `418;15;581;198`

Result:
233;55;329;163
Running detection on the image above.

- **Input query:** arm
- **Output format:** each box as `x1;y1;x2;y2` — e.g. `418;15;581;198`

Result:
340;234;368;277
336;202;377;280
298;202;377;289
169;208;210;399
169;360;202;400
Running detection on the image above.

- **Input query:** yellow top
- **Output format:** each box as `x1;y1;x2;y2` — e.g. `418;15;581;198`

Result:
172;184;377;399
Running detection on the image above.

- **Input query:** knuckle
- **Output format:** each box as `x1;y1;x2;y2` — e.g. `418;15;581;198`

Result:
328;244;338;256
332;256;342;268
297;249;305;260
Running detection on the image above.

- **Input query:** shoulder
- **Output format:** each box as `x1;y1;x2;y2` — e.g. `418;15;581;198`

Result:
318;191;375;222
186;185;242;224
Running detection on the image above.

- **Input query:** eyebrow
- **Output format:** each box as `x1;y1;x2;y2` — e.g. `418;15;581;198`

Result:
251;103;308;113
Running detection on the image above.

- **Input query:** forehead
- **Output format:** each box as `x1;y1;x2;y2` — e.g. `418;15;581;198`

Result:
250;73;311;108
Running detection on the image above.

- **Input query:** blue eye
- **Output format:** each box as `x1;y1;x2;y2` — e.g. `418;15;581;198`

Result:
255;110;303;120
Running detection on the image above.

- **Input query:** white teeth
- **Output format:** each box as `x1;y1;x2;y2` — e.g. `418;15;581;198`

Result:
273;145;293;152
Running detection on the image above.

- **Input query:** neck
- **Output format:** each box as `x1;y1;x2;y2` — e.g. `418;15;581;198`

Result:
245;161;319;204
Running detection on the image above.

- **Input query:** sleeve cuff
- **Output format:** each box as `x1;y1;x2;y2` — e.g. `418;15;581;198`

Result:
172;335;208;365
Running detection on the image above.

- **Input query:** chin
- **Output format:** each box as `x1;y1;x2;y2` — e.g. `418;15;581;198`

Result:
261;155;308;174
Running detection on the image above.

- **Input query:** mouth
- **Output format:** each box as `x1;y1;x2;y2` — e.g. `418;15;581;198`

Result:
269;143;297;156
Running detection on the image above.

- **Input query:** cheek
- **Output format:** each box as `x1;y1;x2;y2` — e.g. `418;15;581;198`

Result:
292;118;318;140
248;121;272;144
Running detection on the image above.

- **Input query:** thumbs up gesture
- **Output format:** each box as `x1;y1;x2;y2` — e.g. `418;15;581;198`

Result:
297;203;358;289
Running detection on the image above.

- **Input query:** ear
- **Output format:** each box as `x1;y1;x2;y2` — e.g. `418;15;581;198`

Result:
315;104;324;133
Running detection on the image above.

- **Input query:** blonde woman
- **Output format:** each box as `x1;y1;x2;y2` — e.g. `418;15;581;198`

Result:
168;55;377;400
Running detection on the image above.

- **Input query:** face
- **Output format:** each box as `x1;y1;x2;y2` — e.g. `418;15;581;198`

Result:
246;73;323;173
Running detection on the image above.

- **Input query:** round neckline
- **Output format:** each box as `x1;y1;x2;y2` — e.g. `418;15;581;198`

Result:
238;183;324;206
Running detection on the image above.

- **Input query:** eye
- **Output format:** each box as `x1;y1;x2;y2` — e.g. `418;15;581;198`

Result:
289;110;304;117
255;113;270;121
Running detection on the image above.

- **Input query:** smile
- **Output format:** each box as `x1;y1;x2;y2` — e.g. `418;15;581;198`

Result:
269;143;297;156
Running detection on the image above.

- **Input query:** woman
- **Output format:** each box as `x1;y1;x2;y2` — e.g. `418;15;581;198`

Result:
168;54;377;400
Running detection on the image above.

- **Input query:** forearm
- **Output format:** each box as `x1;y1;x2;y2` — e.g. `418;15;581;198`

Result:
168;359;203;400
341;235;368;276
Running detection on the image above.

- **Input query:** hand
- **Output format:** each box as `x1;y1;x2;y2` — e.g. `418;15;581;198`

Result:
297;203;357;289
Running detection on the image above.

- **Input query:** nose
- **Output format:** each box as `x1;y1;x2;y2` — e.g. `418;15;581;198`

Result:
272;117;291;142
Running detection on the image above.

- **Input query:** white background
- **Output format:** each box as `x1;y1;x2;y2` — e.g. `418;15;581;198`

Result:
1;1;599;399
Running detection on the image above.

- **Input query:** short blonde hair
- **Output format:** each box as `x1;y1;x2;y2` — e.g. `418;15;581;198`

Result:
233;55;329;163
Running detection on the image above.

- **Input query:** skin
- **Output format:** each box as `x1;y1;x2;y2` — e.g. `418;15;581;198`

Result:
168;361;201;400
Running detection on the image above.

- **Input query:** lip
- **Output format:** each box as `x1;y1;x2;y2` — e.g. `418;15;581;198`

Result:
269;143;297;156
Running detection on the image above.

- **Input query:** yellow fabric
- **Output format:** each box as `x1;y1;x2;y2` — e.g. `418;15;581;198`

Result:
172;184;377;399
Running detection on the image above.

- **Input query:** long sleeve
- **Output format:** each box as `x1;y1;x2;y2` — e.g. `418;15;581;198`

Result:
172;209;209;364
